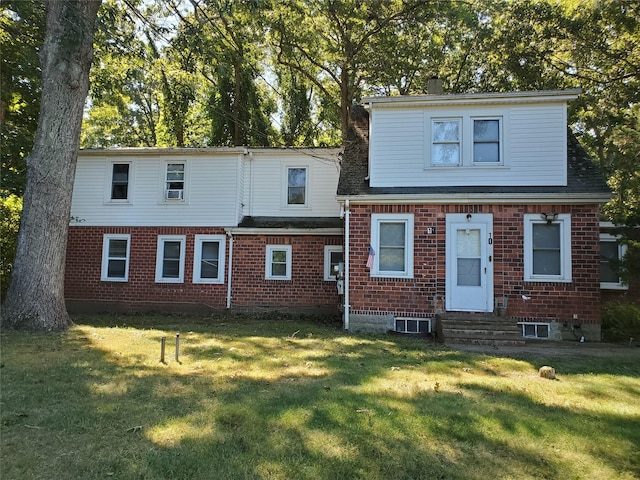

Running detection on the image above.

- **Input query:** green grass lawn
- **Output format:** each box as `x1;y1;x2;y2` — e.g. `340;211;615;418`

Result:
2;314;639;480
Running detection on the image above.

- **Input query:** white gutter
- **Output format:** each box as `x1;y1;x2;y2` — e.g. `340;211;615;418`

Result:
336;192;611;205
344;199;350;331
227;227;343;236
225;229;234;309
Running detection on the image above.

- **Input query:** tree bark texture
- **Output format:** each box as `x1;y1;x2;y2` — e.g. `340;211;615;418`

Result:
1;0;102;331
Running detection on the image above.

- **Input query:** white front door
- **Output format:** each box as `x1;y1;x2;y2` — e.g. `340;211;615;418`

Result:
446;214;493;312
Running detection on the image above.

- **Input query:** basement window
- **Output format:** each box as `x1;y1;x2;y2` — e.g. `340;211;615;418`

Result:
519;322;549;339
394;317;431;334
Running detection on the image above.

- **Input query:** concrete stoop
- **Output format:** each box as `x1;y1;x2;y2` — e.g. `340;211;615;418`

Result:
436;313;526;346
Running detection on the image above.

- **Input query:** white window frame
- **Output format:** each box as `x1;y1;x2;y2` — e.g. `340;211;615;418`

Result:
394;317;432;334
265;245;292;280
155;235;186;283
282;165;310;208
193;234;226;284
324;245;344;281
599;233;628;290
101;234;131;282
429;118;462;166
105;160;134;204
523;214;572;282
472;117;503;165
370;213;414;279
518;322;550;339
161;161;188;203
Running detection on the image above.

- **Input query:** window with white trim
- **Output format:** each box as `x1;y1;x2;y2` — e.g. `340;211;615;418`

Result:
600;234;628;290
473;118;501;163
431;119;461;166
193;235;226;284
105;160;134;203
165;162;185;201
155;235;186;283
519;322;549;338
286;166;308;206
265;245;292;280
324;246;344;281
101;234;130;281
111;163;130;200
370;213;414;278
523;214;572;282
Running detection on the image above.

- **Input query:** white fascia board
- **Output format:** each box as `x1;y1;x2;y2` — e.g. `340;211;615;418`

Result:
363;89;582;109
228;227;344;235
337;192;610;205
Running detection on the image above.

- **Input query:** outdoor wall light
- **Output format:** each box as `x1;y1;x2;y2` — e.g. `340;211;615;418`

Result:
540;212;558;224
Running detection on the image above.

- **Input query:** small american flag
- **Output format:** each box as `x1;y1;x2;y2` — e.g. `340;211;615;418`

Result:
366;245;375;268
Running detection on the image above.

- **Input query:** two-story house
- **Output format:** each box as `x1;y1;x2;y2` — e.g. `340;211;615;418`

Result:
65;88;614;341
337;89;611;341
65;147;344;314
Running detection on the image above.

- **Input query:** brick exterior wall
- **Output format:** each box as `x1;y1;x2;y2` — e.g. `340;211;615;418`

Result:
348;203;603;329
65;226;342;313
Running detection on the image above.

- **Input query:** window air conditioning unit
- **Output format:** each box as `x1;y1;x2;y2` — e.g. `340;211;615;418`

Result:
165;189;184;200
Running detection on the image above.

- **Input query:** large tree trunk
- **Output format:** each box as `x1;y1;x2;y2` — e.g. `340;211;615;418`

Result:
1;0;102;331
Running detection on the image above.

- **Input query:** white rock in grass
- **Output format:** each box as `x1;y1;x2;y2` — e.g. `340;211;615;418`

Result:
539;366;556;380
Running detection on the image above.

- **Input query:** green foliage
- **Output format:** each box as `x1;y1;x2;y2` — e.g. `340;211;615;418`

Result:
0;193;23;301
0;1;45;196
602;301;640;342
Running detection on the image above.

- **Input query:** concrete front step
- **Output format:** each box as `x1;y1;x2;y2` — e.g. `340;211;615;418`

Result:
436;313;525;346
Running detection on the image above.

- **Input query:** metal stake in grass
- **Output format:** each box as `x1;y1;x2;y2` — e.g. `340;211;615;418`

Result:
175;333;180;363
160;336;166;363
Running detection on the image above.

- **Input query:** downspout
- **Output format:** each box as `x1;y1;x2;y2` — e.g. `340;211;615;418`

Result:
344;199;350;330
225;229;234;309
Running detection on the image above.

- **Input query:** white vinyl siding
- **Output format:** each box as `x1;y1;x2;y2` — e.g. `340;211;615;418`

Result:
155;235;186;283
193;234;226;284
370;213;414;278
101;234;130;281
72;153;241;226
249;153;341;217
369;102;567;187
523;214;572;282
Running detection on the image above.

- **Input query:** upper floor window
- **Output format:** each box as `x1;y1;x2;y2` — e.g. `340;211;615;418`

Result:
101;234;130;281
193;235;226;284
111;164;130;200
265;245;292;280
287;167;307;206
600;234;628;290
370;213;414;278
426;115;503;167
165;163;185;201
523;214;572;282
431;119;461;166
155;235;186;283
105;161;133;203
473;119;501;163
